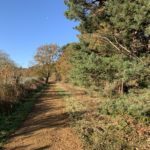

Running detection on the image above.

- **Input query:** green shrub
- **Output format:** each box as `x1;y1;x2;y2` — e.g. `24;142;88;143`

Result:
99;89;150;123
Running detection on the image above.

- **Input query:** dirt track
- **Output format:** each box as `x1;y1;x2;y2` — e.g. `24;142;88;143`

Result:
4;83;83;150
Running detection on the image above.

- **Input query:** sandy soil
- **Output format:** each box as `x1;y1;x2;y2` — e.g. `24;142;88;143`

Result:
4;82;83;150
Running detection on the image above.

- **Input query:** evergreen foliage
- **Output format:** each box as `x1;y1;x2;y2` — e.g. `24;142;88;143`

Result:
62;0;150;95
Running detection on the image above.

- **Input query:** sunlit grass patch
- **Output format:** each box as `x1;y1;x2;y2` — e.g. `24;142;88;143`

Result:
65;97;87;125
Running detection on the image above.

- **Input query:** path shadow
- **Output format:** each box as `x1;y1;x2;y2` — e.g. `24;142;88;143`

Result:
7;144;51;150
6;144;31;150
8;82;86;142
33;145;51;150
10;110;86;139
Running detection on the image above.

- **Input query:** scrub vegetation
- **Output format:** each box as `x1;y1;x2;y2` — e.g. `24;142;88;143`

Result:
0;0;150;149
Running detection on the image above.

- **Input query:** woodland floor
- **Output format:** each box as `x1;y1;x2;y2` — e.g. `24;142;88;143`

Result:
4;82;84;150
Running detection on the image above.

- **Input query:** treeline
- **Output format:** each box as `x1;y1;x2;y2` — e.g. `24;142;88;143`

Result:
0;43;61;115
56;0;150;95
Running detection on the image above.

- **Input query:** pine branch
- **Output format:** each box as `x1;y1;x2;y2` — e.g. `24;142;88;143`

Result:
98;35;144;64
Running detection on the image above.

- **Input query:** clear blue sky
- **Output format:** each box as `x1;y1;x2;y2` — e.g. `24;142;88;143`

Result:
0;0;79;68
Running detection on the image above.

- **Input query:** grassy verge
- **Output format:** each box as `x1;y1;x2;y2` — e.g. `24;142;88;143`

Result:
0;84;47;148
64;88;150;150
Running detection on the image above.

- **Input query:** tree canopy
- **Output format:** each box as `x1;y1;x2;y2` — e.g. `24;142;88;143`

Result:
34;44;60;83
54;0;150;95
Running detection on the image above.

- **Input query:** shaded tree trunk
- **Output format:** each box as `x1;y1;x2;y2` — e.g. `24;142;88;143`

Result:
45;76;49;84
45;72;50;84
